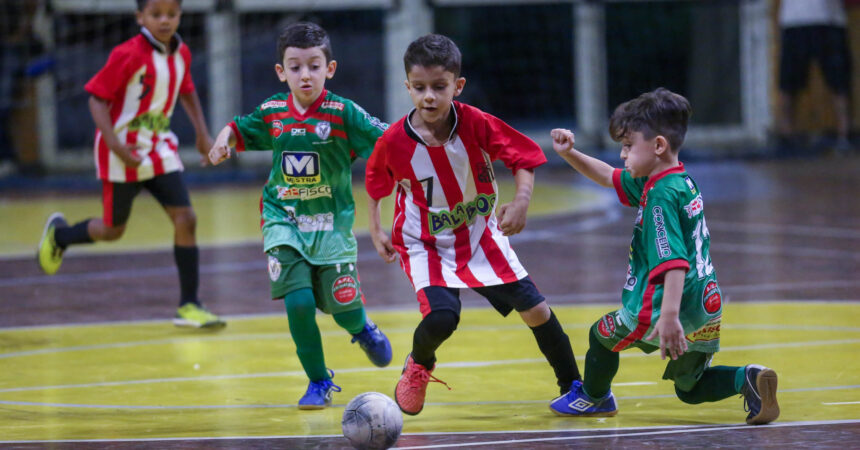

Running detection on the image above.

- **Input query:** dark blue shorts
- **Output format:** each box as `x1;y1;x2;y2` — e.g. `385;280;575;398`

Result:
417;276;545;319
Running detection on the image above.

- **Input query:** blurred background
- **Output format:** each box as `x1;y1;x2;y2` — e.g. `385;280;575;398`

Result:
0;0;857;183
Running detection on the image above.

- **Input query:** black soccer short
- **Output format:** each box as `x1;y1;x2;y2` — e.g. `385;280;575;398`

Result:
101;171;191;227
779;25;852;94
416;276;545;319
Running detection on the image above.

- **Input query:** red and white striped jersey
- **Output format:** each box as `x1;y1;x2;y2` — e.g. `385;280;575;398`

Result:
366;101;547;291
84;29;195;182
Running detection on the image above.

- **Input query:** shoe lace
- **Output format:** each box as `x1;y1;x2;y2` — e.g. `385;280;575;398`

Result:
407;364;451;391
351;322;381;346
739;385;759;413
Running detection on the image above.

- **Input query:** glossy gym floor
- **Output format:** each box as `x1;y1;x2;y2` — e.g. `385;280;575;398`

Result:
0;157;857;448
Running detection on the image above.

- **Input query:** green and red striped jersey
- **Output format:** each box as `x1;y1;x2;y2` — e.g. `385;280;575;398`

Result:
612;164;722;353
230;89;387;264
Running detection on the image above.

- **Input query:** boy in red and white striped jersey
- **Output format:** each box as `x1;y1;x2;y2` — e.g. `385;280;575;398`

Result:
36;0;224;328
366;34;581;416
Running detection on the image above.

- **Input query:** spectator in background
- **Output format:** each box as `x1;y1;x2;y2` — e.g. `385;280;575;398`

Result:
0;0;49;176
777;0;854;155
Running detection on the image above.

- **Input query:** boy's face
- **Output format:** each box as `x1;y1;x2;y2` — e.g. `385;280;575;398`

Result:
276;46;336;109
405;65;465;126
136;0;181;46
619;131;663;178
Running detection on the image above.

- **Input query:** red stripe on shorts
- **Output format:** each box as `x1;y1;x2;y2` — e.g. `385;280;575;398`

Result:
417;289;432;318
612;284;655;352
101;180;115;227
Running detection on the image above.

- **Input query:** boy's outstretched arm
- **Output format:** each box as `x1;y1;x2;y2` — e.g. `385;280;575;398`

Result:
89;95;143;168
646;268;688;360
497;168;534;236
180;91;214;166
208;125;236;166
367;195;397;263
551;128;614;187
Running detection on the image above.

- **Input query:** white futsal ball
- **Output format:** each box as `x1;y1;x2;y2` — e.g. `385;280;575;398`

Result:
341;392;403;450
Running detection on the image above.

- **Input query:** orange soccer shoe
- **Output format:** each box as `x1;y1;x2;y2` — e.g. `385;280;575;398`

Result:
394;354;449;415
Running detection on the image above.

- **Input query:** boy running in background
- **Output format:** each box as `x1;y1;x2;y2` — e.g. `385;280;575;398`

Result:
208;22;392;410
37;0;224;329
548;88;779;425
366;34;581;416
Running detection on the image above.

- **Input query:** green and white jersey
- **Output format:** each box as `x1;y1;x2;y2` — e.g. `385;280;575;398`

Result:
229;90;388;264
611;164;722;353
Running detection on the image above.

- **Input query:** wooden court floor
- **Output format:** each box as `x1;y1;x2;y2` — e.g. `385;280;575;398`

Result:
0;157;858;448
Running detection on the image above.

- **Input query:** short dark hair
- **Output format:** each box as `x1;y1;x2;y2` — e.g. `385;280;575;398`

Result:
609;88;692;152
277;22;332;63
403;34;461;77
136;0;182;11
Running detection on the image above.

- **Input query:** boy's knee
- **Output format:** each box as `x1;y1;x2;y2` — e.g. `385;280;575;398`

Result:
519;301;550;327
422;310;458;338
101;224;126;241
172;209;197;231
674;383;702;404
284;289;316;316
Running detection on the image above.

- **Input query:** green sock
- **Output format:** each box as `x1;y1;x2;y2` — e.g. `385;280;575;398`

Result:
283;288;328;381
333;307;367;335
675;365;742;404
734;365;747;392
583;326;619;399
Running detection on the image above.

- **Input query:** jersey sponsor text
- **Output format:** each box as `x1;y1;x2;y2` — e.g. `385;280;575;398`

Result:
428;193;496;235
281;151;321;184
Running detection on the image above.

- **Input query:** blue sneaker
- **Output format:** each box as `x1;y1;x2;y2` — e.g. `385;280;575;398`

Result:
741;364;779;425
549;380;618;417
298;373;342;410
351;319;392;367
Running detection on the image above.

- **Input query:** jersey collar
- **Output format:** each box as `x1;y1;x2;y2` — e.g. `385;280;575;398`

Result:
640;162;686;205
404;102;460;147
287;89;328;121
140;27;182;54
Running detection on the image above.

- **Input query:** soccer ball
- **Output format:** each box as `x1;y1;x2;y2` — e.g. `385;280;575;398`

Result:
341;392;403;450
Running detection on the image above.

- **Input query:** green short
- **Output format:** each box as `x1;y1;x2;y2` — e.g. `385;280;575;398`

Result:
266;245;364;315
592;310;713;392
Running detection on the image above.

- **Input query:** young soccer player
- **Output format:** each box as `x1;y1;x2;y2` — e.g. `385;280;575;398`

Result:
207;22;392;410
365;34;581;416
37;0;225;329
548;88;779;425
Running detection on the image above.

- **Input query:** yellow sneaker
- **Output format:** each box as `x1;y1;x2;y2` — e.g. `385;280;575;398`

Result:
173;303;226;329
37;212;67;275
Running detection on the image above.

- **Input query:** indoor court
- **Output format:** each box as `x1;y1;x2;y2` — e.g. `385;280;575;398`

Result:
1;158;858;448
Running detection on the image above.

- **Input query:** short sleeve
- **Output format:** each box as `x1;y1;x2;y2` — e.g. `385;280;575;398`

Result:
344;100;388;160
476;109;546;174
85;46;134;101
178;45;195;95
365;137;395;200
612;168;646;207
232;106;273;152
643;189;691;284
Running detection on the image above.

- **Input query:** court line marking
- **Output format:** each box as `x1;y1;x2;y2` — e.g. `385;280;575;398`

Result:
0;384;857;410
1;298;858;332
0;419;858;444
1;318;858;361
0;340;857;395
2;238;847;289
823;401;860;405
395;419;860;449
